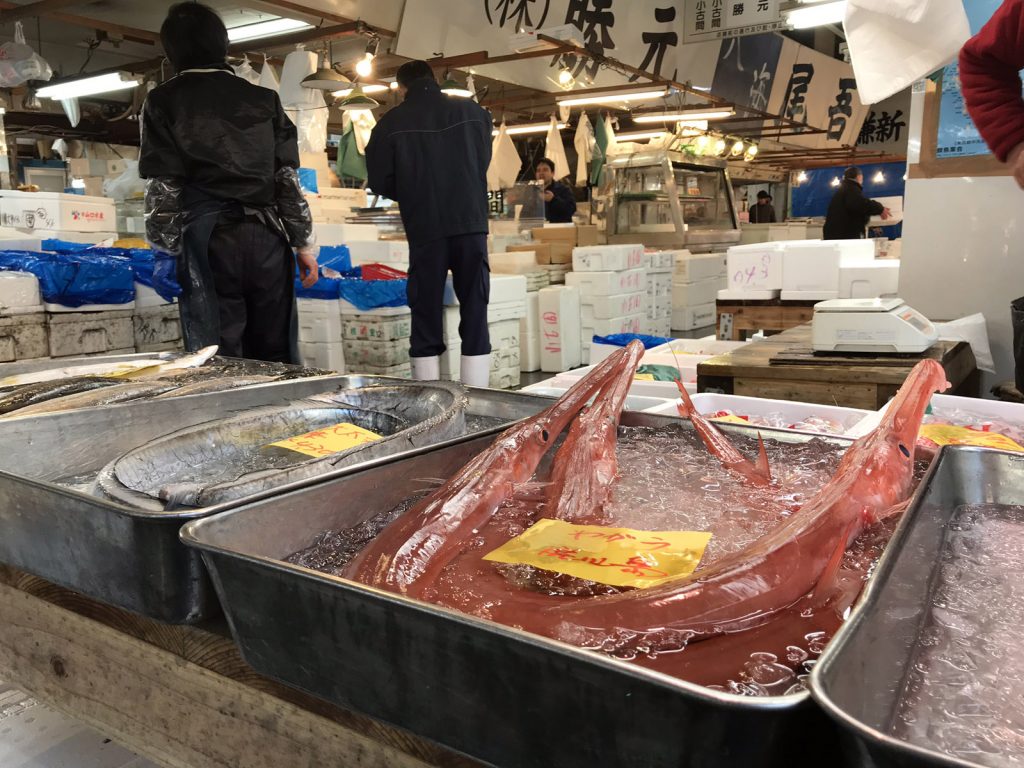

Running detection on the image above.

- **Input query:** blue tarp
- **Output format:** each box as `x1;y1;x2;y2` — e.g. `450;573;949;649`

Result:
0;249;135;307
128;249;182;303
592;333;673;349
295;265;408;310
317;245;352;274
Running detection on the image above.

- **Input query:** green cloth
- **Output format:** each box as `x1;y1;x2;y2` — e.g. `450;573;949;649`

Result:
590;113;609;186
636;364;681;382
337;121;367;182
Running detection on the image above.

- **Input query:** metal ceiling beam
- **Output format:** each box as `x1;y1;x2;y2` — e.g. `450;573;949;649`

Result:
248;0;395;36
0;0;82;24
0;1;160;45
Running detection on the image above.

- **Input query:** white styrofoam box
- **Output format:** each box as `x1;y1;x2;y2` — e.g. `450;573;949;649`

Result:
549;368;697;398
521;291;540;338
0;232;41;250
672;277;726;309
299;340;345;372
0;312;47;362
674;251;728;283
490;250;540;274
645;250;677;270
298;297;343;342
524;271;550;292
339;300;408;317
342;312;411;342
313;222;380;245
135;282;174;308
0;272;41;313
444;273;527;307
0;191;116;233
490;318;521;352
572;243;645;272
644;393;871;436
847;393;1022;440
672;302;716;331
565;267;646;296
643;339;746;384
47;309;134;357
488;299;527;324
45;300;135;313
133;304;181;348
493;345;521;371
491;366;521;390
520;332;541;372
489;234;531;253
361;362;412;378
342;338;409;368
839;259;900;299
581;291;646;320
348;239;410;265
833;239;876;262
520;383;670;412
13;228;116;245
726;242;784;291
717;288;781;301
538;285;581;373
582;313;645;340
781;241;841;300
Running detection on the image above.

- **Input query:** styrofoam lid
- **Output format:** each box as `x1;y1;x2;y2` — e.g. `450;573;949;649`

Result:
814;297;903;313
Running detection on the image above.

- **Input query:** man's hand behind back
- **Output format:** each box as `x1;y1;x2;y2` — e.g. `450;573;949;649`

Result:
297;246;319;288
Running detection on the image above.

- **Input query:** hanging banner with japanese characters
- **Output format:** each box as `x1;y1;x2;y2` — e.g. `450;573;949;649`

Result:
395;0;719;94
682;0;785;44
855;90;911;155
766;39;869;148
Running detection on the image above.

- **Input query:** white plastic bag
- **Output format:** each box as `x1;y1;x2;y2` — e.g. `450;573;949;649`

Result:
0;22;52;88
258;58;279;92
103;159;146;201
233;55;261;85
934;313;995;373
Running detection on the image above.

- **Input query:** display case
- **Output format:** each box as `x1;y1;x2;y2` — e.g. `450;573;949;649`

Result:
601;150;740;251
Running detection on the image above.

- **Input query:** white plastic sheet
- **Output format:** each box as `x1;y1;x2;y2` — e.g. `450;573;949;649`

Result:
935;313;995;373
0;22;52;88
574;112;594;187
103;159;146;201
279;48;328;153
845;0;970;105
258;59;280;92
488;122;521;191
233;56;261;85
543;116;570;180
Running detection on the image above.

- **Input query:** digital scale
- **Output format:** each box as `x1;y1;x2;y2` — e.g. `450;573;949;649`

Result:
811;298;938;354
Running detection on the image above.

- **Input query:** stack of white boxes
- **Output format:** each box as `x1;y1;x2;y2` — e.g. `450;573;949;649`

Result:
644;251;674;338
133;290;182;353
566;244;647;361
442;274;527;388
721;242;785;301
341;306;413;378
487;250;549;374
0;271;48;363
0;190;117;243
297;298;347;371
672;251;728;331
538;284;582;373
347;239;410;269
304;188;366;225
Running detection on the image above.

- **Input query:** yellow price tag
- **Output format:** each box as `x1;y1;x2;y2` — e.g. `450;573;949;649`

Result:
633;373;656;381
919;425;1024;452
266;422;382;458
483;519;711;589
710;414;749;426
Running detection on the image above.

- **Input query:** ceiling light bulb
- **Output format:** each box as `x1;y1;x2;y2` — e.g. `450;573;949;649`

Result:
713;138;727;155
872;170;886;183
355;54;374;79
797;170;808;183
731;139;745;156
831;176;841;187
557;68;574;87
694;135;711;153
389;81;399;90
785;1;847;29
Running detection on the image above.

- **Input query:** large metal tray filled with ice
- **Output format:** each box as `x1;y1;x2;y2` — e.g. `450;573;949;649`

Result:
183;412;864;768
0;374;553;623
811;447;1024;768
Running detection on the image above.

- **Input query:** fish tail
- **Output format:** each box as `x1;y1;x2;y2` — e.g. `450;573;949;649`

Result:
755;432;773;484
674;378;695;418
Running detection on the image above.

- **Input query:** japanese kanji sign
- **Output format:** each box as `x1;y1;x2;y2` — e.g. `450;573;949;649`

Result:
482;518;712;588
856;90;911;154
683;0;784;44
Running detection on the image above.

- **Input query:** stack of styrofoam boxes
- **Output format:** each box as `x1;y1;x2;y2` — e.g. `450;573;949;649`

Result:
305;188;366;225
347;239;410;269
720;242;785;303
47;310;135;358
836;239;900;299
0;271;48;363
644;251;675;337
538;284;582;373
133;284;182;353
780;241;842;302
341;306;413;378
489;250;550;292
489;250;548;374
297;298;346;372
441;274;527;388
567;243;646;362
671;251;727;332
0;190;117;244
313;221;380;251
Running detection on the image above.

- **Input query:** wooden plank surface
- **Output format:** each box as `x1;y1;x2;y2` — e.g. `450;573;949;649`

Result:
0;566;479;768
733;378;879;410
716;301;816;341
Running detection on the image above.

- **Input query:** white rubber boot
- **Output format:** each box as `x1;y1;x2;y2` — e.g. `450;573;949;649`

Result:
460;354;491;388
410;355;440;381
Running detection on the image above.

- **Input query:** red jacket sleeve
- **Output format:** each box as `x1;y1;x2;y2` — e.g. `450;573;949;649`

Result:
960;0;1024;162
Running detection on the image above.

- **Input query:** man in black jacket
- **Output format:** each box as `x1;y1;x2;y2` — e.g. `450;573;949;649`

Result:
535;157;576;223
748;190;777;223
139;2;316;363
823;167;891;240
366;60;493;385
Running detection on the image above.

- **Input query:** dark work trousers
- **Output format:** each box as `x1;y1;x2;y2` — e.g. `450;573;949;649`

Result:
407;233;490;358
205;213;296;363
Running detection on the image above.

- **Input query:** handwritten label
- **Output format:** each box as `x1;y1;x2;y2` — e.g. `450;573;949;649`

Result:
919;425;1024;453
482;519;712;589
266;422;381;458
729;251;778;290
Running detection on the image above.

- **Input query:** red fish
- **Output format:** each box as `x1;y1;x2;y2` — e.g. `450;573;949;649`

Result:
674;378;773;486
497;358;949;652
342;341;647;596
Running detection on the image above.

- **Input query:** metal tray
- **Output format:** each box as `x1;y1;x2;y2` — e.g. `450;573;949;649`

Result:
811;447;1024;768
183;416;851;768
0;376;550;623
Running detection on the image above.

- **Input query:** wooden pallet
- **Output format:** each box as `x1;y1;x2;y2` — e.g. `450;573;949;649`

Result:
715;299;816;341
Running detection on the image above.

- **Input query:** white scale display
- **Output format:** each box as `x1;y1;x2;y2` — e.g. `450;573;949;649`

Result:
811;298;939;354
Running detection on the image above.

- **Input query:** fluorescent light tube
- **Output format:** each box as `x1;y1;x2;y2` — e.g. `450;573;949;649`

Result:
556;89;668;107
226;17;312;42
494;122;566;136
633;109;734;123
616;131;669;141
37;72;141;100
332;84;389;97
785;1;846;29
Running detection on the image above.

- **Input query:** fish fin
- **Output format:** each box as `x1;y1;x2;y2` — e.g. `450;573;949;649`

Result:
807;523;854;610
674;378;696;419
755;432;773;484
872;498;911;525
512;481;551;502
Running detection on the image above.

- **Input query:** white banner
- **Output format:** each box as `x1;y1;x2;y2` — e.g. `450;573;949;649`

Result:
682;0;785;45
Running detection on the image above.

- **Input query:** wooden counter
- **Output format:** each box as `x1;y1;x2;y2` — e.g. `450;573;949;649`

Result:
0;565;480;768
697;325;979;410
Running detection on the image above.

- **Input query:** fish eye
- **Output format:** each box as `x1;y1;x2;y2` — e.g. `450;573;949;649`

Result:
899;443;910;458
541;429;550;442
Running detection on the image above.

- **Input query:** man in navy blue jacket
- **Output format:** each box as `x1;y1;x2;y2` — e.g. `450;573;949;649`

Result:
366;60;493;385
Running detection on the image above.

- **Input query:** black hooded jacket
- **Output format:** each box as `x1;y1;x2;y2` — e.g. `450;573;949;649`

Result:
366;78;492;245
823;179;884;240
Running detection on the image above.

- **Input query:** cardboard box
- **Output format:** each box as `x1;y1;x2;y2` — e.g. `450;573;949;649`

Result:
672;302;717;331
572;243;645;272
67;158;106;177
490;250;541;275
674;251;728;282
106;159;128;177
565;267;646;296
550;242;574;264
576;224;600;246
0;191;116;233
538;285;581;372
532;226;577;247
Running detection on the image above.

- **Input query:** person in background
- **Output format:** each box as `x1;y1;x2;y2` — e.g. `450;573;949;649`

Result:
960;0;1024;189
823;167;891;240
748;190;777;223
535;157;576;223
366;60;492;386
139;2;316;363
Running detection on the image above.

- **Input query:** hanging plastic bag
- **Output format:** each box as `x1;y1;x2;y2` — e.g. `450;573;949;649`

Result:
934;312;995;374
233;55;261;85
103;159;146;200
0;22;52;88
258;57;280;92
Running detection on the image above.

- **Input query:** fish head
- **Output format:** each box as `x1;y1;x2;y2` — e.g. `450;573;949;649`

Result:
838;359;949;525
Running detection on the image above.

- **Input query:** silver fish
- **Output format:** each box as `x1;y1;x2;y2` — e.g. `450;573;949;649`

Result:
0;377;121;415
97;382;467;510
0;381;181;419
151;375;279;399
0;346;218;388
